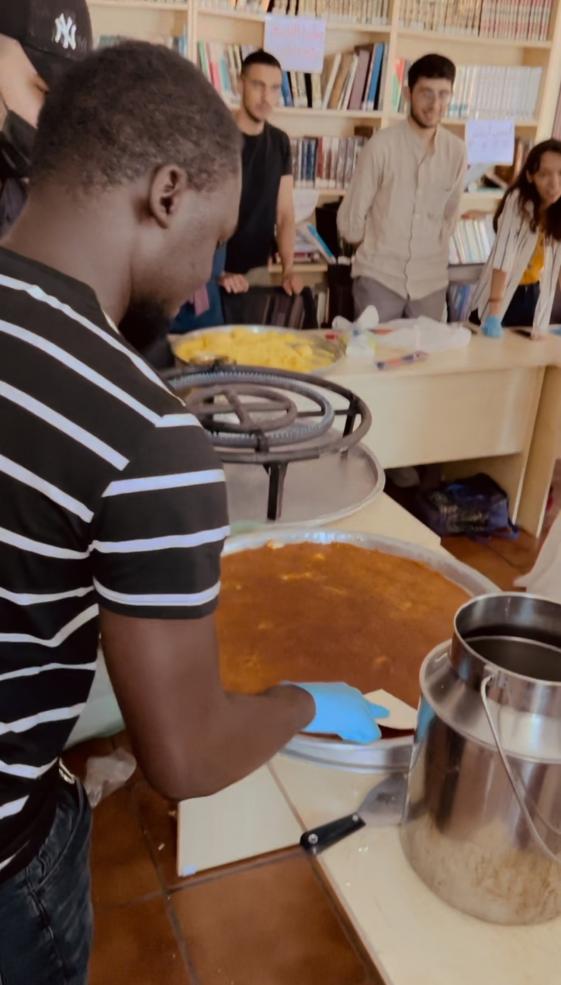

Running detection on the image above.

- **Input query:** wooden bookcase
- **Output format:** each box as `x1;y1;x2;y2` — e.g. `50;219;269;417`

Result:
88;0;561;278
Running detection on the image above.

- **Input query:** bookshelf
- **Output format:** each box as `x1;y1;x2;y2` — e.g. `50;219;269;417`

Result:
89;0;561;217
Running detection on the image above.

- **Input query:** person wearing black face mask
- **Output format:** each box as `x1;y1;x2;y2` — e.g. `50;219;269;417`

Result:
0;4;177;369
0;2;92;236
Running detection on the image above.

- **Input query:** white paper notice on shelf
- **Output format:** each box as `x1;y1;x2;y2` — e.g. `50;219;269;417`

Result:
466;118;515;166
293;188;320;224
264;15;326;73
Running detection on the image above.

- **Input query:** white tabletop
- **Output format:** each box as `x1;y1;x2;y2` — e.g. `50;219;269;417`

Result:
270;754;561;985
331;331;561;381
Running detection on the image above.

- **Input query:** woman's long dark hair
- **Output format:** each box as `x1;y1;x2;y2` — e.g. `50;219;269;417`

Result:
493;138;561;241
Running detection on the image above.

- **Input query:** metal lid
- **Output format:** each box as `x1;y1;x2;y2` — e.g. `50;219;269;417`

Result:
450;593;561;716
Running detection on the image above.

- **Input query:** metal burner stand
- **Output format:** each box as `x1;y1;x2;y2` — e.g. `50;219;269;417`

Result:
166;363;382;523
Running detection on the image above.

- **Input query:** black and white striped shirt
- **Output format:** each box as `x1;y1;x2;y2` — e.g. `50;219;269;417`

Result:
0;247;228;876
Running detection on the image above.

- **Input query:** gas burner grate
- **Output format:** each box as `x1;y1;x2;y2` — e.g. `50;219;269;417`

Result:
165;363;372;521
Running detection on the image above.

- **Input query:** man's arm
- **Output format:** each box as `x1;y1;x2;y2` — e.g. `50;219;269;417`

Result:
100;609;314;800
337;138;381;246
276;173;302;296
442;146;468;243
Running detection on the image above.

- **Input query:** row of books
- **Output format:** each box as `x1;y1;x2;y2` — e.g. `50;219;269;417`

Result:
391;61;542;120
97;34;189;56
449;216;495;265
399;0;553;41
200;0;390;21
290;136;366;188
320;44;388;112
197;41;389;111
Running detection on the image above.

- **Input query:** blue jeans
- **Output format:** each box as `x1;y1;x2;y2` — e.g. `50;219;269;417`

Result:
0;772;93;984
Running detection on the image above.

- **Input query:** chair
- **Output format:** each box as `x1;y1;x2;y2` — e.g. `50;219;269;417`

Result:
220;285;318;329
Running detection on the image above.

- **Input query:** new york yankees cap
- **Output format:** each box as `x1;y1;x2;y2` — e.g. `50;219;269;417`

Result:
0;1;92;87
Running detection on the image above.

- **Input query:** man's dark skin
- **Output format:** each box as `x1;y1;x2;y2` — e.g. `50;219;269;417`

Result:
4;159;314;801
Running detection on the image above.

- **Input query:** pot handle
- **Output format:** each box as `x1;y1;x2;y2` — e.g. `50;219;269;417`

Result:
480;675;561;866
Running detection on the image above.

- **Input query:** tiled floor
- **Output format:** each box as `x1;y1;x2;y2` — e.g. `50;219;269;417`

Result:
68;474;559;985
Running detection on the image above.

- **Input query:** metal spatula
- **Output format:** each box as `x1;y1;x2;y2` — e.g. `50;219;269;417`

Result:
300;773;407;856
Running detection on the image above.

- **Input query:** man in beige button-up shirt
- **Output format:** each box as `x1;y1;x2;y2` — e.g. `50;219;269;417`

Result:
338;54;466;322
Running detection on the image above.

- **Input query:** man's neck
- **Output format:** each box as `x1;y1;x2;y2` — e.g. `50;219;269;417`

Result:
235;107;265;137
3;189;132;323
407;114;437;146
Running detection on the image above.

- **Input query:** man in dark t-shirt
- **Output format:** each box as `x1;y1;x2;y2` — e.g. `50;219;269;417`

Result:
223;49;302;297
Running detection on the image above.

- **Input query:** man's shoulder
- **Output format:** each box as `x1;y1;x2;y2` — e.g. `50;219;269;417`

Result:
264;122;290;151
365;123;403;154
438;126;466;160
0;248;183;424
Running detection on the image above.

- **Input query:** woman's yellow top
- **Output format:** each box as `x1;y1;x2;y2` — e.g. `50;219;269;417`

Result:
520;230;545;285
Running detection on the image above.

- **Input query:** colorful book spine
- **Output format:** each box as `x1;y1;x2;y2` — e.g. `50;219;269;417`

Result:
400;0;552;39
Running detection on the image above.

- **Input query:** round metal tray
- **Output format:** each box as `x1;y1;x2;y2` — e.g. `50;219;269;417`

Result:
223;528;498;773
170;325;347;377
226;443;384;529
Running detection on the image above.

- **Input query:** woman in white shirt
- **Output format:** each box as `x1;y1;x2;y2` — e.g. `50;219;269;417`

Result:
470;139;561;338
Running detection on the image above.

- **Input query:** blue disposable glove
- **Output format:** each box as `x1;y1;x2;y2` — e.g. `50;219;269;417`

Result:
294;682;390;744
482;314;503;338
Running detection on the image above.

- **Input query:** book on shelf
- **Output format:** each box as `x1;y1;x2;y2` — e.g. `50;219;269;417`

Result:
199;0;390;25
492;136;533;185
198;41;387;111
97;33;189;56
554;85;561;140
290;135;366;189
399;0;553;41
447;281;478;323
449;215;495;265
391;60;542;122
274;223;335;265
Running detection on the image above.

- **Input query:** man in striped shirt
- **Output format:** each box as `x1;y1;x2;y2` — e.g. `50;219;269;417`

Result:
0;42;387;983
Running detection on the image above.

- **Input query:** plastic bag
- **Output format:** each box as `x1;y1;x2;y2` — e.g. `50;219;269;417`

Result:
381;317;471;353
332;305;379;357
415;473;516;538
84;748;137;808
515;511;561;601
65;649;125;749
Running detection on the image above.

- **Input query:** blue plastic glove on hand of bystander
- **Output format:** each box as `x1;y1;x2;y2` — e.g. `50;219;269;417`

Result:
482;314;503;338
293;682;390;744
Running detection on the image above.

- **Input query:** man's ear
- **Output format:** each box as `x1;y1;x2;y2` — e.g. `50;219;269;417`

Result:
404;85;412;105
148;164;188;228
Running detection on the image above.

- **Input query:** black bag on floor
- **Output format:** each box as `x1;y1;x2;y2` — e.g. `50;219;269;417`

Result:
415;473;517;538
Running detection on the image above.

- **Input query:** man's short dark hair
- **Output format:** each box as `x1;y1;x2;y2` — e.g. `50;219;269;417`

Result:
31;41;241;192
241;49;282;75
408;54;456;90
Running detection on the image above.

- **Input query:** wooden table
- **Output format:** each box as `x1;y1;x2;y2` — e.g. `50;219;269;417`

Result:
331;332;561;536
178;493;561;984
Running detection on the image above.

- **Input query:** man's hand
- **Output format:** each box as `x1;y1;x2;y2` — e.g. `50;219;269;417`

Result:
295;682;389;744
219;272;249;294
282;270;303;296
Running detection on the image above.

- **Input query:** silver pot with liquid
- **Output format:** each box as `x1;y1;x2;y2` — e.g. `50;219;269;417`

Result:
400;593;561;925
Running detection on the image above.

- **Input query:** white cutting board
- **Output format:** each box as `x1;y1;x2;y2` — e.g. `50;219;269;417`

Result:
177;765;302;876
177;692;416;876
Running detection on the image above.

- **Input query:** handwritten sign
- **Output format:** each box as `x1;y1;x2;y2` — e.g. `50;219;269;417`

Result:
466;118;515;166
264;15;326;73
